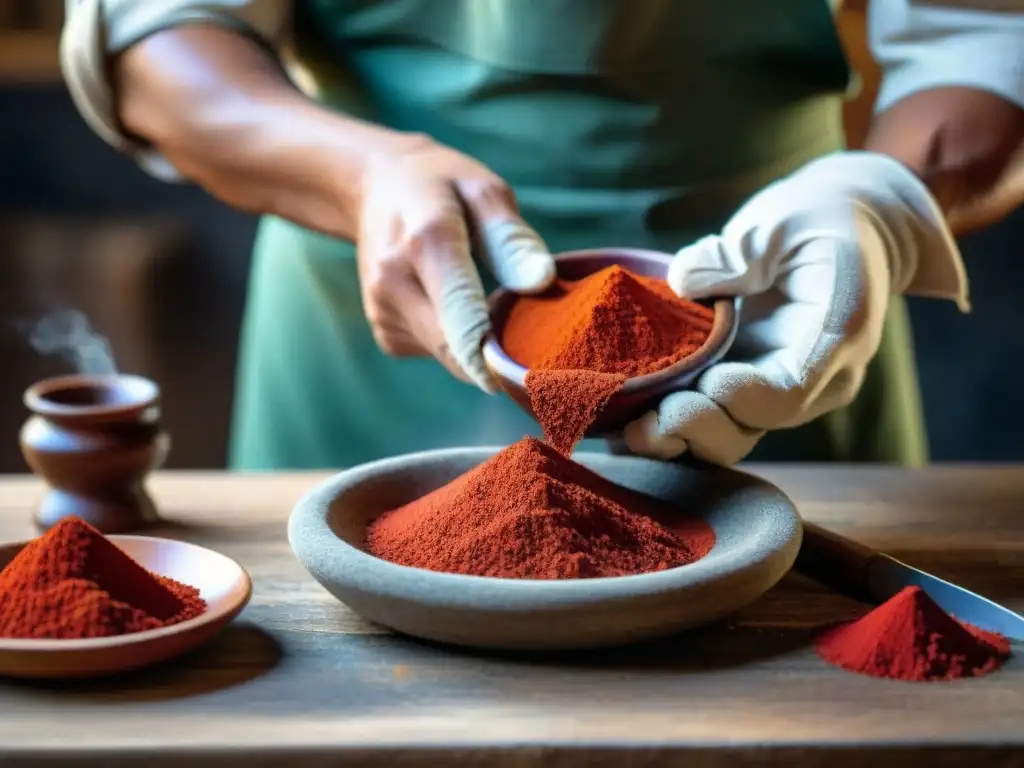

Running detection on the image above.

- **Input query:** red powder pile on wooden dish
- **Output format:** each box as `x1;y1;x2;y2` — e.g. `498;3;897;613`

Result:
815;586;1010;682
367;437;714;579
0;517;206;639
500;265;715;454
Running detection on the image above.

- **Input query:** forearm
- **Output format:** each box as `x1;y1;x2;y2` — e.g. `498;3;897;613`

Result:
864;86;1024;234
864;0;1024;234
114;25;408;240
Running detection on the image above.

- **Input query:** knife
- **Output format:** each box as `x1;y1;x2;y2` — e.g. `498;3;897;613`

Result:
795;521;1024;642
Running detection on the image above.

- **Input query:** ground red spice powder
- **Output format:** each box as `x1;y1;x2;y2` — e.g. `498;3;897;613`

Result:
500;265;715;453
367;265;719;580
518;369;627;456
0;517;206;639
815;586;1011;682
366;437;715;579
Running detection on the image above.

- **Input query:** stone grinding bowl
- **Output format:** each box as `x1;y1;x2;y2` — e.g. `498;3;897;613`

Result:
481;248;740;436
288;448;802;651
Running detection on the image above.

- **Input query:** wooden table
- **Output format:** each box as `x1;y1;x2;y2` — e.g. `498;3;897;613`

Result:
0;467;1022;766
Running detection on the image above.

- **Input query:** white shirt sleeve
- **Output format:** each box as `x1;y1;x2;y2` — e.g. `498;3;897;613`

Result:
60;0;290;181
868;0;1024;114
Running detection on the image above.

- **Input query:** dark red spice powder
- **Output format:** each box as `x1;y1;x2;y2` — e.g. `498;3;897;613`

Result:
366;265;718;581
0;517;206;639
500;265;715;453
815;586;1011;682
366;437;715;579
519;369;626;456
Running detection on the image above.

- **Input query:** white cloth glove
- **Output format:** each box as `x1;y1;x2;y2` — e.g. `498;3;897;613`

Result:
624;151;969;465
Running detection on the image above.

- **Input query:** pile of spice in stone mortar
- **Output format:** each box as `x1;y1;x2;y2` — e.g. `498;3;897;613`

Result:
366;263;717;580
368;437;715;578
0;517;206;639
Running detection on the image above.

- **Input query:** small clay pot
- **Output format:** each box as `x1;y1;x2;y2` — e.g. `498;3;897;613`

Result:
19;374;171;534
482;249;740;436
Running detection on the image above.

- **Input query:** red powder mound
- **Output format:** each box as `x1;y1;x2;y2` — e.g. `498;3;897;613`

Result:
366;437;715;579
525;370;627;456
814;586;1011;682
0;517;206;639
501;265;715;453
503;265;715;375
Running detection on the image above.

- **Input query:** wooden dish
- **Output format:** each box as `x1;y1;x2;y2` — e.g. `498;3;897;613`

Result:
481;248;740;436
0;536;252;679
289;448;802;651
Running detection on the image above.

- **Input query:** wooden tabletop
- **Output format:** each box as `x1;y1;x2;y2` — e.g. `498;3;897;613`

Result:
0;466;1022;767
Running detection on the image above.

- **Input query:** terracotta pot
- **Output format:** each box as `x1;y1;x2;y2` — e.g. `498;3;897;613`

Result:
19;374;171;534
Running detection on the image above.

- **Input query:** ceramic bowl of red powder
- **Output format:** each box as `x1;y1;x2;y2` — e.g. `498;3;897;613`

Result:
288;444;801;651
0;520;252;679
482;249;739;442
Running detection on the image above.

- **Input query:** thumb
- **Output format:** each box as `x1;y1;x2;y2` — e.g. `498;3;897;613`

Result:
477;217;557;295
668;234;774;300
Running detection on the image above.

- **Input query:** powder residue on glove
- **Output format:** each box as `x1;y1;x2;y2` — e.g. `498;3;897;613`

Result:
366;436;715;579
500;265;715;454
814;585;1011;682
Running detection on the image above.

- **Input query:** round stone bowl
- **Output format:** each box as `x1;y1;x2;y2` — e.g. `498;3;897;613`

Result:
288;448;802;651
481;248;740;436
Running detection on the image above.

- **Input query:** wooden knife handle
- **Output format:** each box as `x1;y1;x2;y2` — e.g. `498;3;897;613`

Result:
794;521;878;604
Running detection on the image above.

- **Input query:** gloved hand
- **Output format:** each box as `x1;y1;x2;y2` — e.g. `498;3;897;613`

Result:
357;135;556;392
625;151;970;465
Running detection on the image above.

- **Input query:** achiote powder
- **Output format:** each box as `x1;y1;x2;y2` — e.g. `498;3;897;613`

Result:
500;265;715;453
815;586;1010;682
367;264;718;580
0;517;206;639
366;437;715;579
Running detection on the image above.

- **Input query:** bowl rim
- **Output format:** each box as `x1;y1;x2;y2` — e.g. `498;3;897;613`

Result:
288;446;803;611
23;373;160;422
481;248;740;392
0;535;253;652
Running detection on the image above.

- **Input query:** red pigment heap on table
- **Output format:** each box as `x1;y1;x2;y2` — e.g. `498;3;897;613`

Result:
366;436;715;579
815;585;1011;682
500;265;715;454
0;517;206;639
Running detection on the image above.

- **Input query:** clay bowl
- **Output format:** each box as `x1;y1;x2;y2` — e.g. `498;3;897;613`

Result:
0;536;252;679
20;373;171;533
482;248;740;436
289;448;802;651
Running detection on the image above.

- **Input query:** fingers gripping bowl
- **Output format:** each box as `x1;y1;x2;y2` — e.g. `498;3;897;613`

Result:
481;249;740;436
288;448;802;650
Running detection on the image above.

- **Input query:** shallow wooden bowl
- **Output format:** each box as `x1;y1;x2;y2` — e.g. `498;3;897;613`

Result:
482;248;740;436
289;448;802;651
0;536;252;679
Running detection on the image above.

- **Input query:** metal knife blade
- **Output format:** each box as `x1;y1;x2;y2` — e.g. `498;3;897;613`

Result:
866;555;1024;641
795;521;1024;641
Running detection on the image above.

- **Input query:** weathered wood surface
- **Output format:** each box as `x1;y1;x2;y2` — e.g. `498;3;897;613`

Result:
0;466;1022;767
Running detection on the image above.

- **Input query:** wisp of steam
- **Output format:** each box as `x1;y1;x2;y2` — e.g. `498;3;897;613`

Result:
25;310;118;375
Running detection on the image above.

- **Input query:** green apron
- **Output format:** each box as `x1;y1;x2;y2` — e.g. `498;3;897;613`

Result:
229;0;928;470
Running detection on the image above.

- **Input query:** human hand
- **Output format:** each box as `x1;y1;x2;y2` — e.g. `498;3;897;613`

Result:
357;134;556;391
624;151;970;465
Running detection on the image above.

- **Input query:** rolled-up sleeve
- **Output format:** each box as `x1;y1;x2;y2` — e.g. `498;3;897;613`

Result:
60;0;290;180
869;0;1024;114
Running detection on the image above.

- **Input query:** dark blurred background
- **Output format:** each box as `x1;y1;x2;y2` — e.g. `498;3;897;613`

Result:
0;2;1021;471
